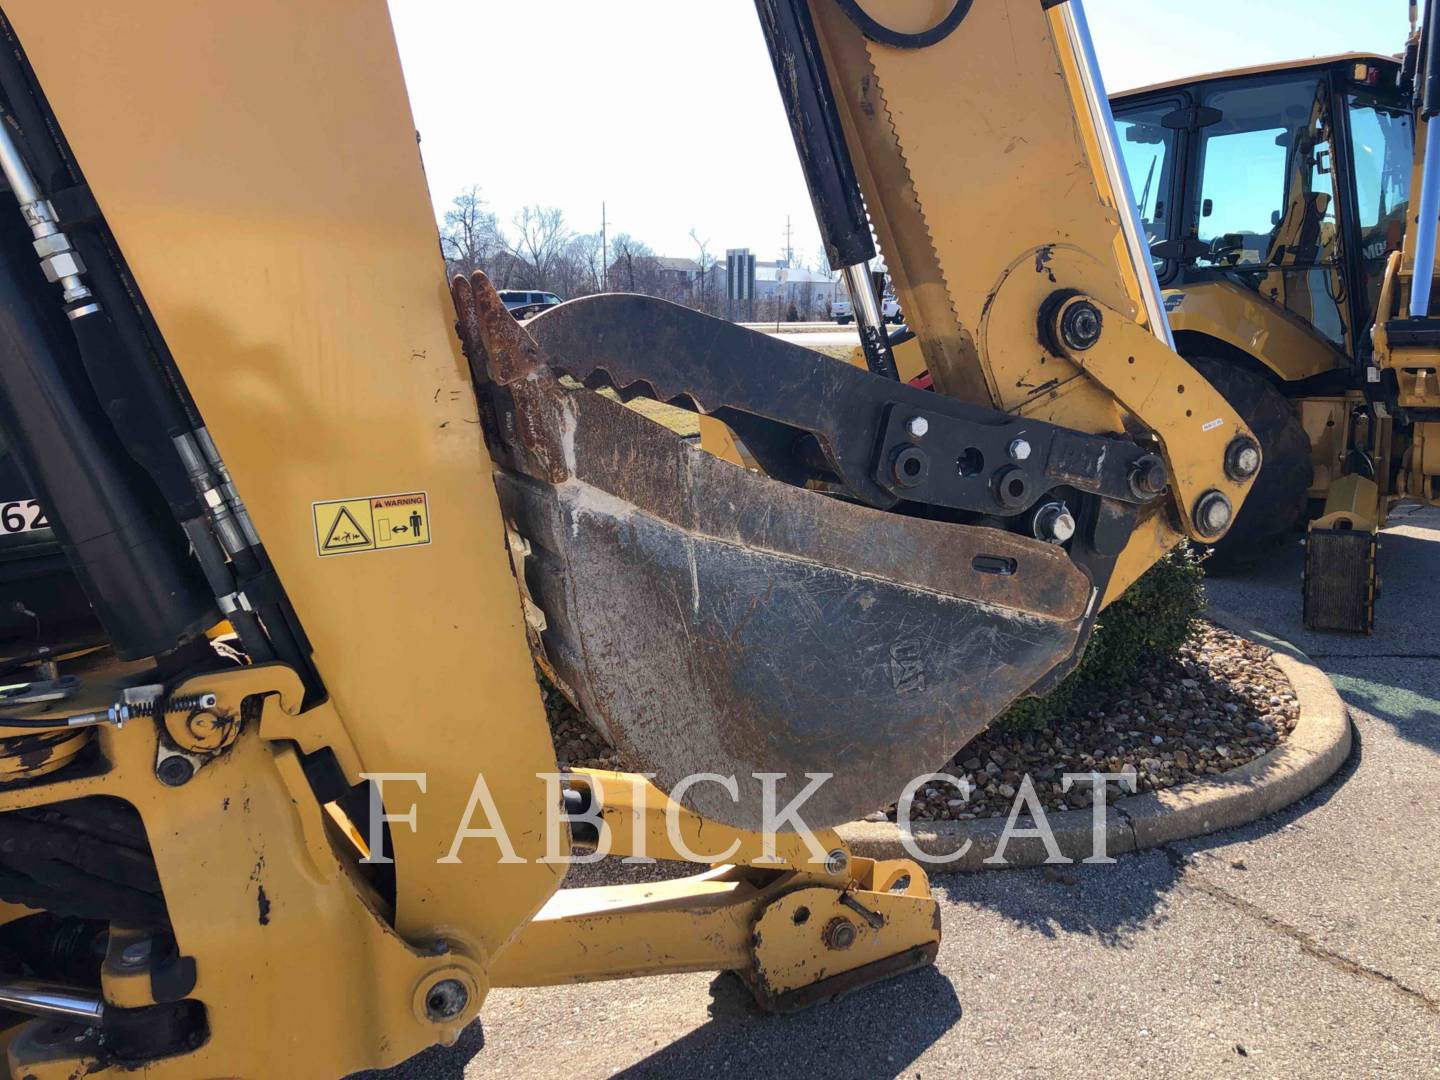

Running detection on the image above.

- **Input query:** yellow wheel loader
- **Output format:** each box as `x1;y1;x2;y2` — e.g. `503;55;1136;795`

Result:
0;0;1289;1075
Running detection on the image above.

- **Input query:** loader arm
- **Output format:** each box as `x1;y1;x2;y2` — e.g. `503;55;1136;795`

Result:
0;1;1258;1076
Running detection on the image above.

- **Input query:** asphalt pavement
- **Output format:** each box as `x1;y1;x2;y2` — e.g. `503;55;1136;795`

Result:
383;508;1440;1079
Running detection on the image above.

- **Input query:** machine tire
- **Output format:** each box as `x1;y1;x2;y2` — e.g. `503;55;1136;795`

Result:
1184;355;1311;567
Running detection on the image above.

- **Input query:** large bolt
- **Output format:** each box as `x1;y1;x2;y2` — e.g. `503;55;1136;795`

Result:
824;848;849;876
156;755;194;788
905;416;929;440
424;978;469;1022
1033;502;1077;545
824;918;857;951
1009;437;1032;462
1059;300;1104;351
1128;454;1169;499
1194;490;1234;537
1224;435;1262;481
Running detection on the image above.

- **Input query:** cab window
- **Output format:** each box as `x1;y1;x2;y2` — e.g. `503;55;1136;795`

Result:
1192;77;1346;348
1348;96;1412;324
1115;103;1178;278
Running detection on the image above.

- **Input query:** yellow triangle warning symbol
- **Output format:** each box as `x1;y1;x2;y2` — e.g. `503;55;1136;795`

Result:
322;505;372;551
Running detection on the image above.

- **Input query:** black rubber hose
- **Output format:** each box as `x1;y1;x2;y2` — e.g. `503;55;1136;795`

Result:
65;305;200;518
832;0;972;50
0;716;85;730
753;0;876;269
0;207;216;660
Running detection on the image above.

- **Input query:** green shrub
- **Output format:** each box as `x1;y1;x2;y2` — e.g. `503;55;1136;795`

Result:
994;543;1207;732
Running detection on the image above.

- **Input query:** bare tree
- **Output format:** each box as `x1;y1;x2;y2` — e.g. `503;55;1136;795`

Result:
689;229;721;316
507;205;572;292
561;231;605;297
440;185;502;279
798;279;817;320
609;233;662;295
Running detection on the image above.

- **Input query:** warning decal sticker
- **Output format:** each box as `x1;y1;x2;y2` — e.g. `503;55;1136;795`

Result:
313;491;430;557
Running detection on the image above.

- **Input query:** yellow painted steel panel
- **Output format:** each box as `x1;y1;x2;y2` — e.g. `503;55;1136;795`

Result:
5;0;562;962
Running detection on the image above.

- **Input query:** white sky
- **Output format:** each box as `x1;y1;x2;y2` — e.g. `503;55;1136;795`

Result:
390;0;1412;268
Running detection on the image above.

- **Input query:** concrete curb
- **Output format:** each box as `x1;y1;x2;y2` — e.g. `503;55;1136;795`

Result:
836;610;1352;869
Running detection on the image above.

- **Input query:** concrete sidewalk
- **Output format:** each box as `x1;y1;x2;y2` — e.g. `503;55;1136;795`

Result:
387;509;1440;1079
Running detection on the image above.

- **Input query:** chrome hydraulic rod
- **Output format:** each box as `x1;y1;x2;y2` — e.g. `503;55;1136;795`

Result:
841;262;900;380
1412;0;1440;316
1412;127;1440;316
0;979;105;1023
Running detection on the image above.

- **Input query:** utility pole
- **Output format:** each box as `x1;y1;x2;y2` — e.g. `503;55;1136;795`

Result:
601;202;609;292
784;215;793;269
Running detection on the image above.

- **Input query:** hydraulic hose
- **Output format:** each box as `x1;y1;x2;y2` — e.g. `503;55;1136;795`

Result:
831;0;972;50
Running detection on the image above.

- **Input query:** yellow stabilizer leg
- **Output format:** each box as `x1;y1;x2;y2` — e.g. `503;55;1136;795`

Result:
489;770;940;1013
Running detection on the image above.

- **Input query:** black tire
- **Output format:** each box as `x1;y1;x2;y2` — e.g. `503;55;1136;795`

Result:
1184;355;1311;567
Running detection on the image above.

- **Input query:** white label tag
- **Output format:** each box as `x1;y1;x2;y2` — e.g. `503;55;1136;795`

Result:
0;499;47;535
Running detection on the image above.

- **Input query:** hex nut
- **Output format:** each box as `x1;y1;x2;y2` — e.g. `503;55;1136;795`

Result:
40;250;85;282
31;233;72;258
1059;300;1103;351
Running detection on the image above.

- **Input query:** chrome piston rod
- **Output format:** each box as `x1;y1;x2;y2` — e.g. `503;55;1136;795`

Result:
840;262;900;380
0;979;105;1023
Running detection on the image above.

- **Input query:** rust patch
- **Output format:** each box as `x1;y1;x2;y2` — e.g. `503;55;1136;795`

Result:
452;271;547;386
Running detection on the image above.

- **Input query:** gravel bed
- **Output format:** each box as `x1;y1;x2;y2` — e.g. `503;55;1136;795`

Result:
541;620;1298;823
542;673;622;771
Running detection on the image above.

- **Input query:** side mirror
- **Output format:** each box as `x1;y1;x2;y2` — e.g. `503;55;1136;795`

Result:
1202;198;1214;218
1123;125;1164;145
1272;210;1282;226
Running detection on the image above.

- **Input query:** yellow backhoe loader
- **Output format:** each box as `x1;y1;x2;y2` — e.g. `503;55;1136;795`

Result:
5;0;1407;1075
1107;35;1438;633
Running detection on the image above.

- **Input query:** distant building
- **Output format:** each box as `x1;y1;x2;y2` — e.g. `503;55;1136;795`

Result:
653;256;702;288
605;251;839;321
754;260;840;319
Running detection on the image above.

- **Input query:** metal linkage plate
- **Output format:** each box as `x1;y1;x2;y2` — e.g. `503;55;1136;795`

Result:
526;293;1158;517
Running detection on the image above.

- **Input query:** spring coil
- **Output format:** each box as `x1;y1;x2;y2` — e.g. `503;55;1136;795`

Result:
125;693;215;719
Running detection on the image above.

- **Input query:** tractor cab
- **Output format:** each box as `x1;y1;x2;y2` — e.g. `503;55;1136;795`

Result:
1112;54;1411;377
